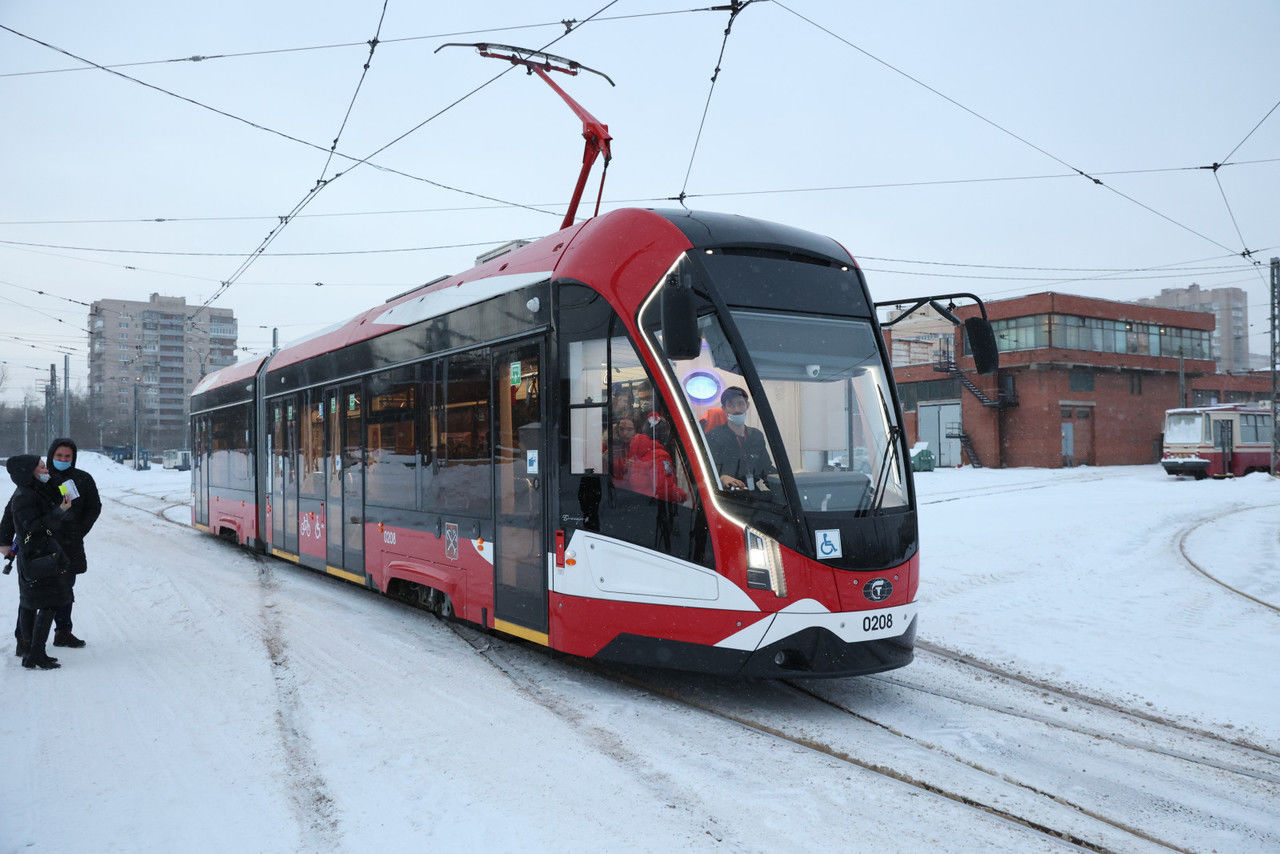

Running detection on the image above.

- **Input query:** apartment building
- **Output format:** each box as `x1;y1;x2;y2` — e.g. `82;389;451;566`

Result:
1137;284;1249;374
88;293;238;449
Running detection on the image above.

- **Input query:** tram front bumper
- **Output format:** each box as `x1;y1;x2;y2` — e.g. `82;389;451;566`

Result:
1161;456;1210;477
738;604;917;678
591;603;917;679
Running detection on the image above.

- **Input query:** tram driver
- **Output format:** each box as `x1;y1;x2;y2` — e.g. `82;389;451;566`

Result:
705;386;774;491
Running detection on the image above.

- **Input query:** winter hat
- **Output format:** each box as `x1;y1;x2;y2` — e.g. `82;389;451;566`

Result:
6;454;40;487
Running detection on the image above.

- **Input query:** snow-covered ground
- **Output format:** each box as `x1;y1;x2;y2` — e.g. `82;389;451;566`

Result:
2;454;1277;852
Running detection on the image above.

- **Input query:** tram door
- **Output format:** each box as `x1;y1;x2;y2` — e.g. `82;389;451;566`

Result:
193;415;209;527
1213;418;1234;475
270;395;299;555
492;339;547;636
341;384;364;571
324;384;365;575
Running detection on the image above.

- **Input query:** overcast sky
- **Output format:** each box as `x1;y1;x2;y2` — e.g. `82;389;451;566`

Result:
2;0;1277;405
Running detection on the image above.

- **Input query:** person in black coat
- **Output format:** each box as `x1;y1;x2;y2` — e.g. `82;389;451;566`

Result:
704;386;775;491
43;438;101;647
5;454;73;669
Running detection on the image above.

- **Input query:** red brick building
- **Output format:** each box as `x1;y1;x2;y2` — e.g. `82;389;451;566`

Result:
889;293;1219;468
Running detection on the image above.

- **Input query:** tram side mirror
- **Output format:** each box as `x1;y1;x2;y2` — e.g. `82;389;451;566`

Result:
964;317;1000;374
662;283;701;361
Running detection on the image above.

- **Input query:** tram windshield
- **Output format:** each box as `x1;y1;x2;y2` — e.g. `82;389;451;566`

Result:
682;309;906;513
1163;413;1206;444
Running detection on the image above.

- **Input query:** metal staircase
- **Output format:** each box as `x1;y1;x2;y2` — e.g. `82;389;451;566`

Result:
945;422;985;468
933;358;1017;409
931;358;1017;468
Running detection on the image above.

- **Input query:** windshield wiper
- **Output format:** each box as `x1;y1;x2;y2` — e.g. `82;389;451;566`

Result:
859;386;902;513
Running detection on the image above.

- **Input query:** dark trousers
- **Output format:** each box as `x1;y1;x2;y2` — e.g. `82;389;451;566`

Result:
54;573;76;632
56;541;86;633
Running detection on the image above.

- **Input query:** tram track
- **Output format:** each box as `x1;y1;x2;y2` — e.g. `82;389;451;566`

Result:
595;664;1183;854
917;472;1108;506
435;617;1277;852
870;666;1280;786
106;487;191;527
780;680;1194;854
434;618;1183;852
1176;503;1280;615
122;483;1276;851
915;640;1280;760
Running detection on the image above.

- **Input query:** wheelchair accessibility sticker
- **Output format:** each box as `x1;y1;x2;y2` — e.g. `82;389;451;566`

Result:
816;529;842;560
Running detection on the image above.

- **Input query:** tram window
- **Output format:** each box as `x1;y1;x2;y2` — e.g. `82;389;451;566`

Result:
1241;414;1271;443
559;284;708;566
420;362;439;502
428;349;492;514
569;337;608;406
300;392;325;499
207;404;252;491
366;368;417;508
567;338;607;475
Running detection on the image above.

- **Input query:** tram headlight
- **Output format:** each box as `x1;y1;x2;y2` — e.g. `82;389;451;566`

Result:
745;527;786;597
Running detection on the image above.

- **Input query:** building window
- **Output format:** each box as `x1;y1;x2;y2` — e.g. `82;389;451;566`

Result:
991;314;1048;352
1129;373;1142;395
896;377;961;412
1068;370;1094;392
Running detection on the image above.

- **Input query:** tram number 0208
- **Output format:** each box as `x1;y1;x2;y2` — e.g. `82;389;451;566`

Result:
862;614;893;632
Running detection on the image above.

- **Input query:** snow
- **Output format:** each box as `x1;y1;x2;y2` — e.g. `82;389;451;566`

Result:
2;454;1278;852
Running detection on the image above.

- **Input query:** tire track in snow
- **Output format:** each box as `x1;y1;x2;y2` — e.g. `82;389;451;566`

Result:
254;555;343;852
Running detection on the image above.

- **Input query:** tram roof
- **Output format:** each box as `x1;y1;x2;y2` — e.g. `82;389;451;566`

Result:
191;354;268;397
1166;402;1272;415
192;208;858;397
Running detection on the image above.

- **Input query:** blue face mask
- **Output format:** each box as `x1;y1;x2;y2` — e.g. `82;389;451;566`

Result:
726;412;748;426
52;460;72;472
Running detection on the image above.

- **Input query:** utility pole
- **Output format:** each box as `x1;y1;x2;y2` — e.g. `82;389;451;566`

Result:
63;354;70;436
46;364;57;451
1177;351;1186;409
1270;257;1279;476
133;381;141;471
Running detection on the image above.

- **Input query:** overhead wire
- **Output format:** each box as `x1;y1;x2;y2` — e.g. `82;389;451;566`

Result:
3;7;1273;366
0;6;726;79
194;0;625;313
1219;96;1280;165
318;0;391;182
196;0;395;313
0;23;556;218
1199;97;1279;309
0;236;537;257
768;1;1244;258
0;155;1277;227
678;0;757;202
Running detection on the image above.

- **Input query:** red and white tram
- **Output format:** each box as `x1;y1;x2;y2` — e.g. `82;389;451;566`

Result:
1161;402;1274;479
188;46;1000;677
